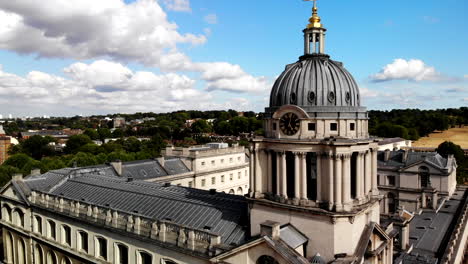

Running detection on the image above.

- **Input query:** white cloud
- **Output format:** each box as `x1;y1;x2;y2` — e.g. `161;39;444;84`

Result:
0;0;205;67
204;14;218;24
360;87;379;98
464;74;468;79
371;59;443;82
162;0;191;12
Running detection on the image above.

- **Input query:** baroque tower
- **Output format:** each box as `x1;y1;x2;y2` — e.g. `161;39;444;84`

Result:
249;2;391;262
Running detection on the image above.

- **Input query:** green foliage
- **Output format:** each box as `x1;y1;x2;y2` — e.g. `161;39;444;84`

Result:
436;141;466;164
64;134;93;154
18;135;56;159
68;152;99;167
0;166;20;186
4;154;34;169
84;128;99;140
190;120;212;134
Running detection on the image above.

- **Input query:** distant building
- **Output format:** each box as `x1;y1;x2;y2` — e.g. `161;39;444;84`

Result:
20;129;83;140
113;117;126;128
377;150;457;214
377;138;412;151
162;143;249;195
0;125;11;165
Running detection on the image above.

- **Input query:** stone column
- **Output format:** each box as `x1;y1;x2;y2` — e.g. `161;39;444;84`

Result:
312;33;317;53
276;151;282;196
371;149;379;196
280;152;287;199
300;153;308;200
327;153;334;209
294;152;301;200
342;154;352;209
365;151;372;196
266;150;273;193
316;153;322;203
320;33;326;53
254;148;262;197
249;147;255;197
334;154;343;210
356;152;363;200
304;34;310;54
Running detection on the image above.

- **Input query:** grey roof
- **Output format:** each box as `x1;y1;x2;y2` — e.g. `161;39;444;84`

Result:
279;225;308;249
263;236;310;264
378;150;450;171
267;54;366;116
23;170;248;246
311;253;326;264
408;188;466;259
121;159;189;180
377;137;405;146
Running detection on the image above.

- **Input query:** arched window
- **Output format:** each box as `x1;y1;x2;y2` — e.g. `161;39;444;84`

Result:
229;189;235;194
61;225;72;246
77;230;88;253
34;215;43;234
115;243;128;264
256;255;279;264
137;251;152;264
47;220;56;240
47;251;58;264
5;232;13;263
3;204;12;222
13;209;25;227
237;187;243;195
61;257;72;264
419;166;431;188
162;259;178;264
17;238;26;264
35;244;44;264
96;237;107;260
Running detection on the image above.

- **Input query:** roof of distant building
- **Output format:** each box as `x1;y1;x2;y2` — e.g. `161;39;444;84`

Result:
378;150;452;171
377;137;406;146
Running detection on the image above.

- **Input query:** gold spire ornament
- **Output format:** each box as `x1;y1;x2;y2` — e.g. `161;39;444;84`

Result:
304;0;323;28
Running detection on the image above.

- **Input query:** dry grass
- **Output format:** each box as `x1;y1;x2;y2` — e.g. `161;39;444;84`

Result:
413;126;468;149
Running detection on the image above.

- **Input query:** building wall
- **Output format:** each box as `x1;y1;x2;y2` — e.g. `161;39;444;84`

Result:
0;137;11;165
1;200;209;264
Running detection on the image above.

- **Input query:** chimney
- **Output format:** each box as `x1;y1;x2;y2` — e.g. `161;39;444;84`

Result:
12;173;23;181
260;221;281;239
402;150;409;163
384;149;391;162
31;168;41;176
156;157;165;167
111;160;122;176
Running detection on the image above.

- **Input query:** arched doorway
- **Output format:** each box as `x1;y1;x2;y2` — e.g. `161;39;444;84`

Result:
257;255;279;264
237;187;243;194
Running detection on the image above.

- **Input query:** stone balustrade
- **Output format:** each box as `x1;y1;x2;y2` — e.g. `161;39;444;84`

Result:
164;145;245;159
29;191;222;256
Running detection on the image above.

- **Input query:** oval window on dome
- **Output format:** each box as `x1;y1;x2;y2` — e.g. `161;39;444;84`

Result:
290;93;297;104
328;91;335;102
308;91;316;103
345;92;351;102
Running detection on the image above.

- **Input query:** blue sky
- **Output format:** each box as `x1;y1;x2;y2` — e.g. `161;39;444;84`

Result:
0;0;466;117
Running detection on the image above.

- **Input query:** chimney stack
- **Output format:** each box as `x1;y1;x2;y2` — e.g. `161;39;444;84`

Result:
111;160;122;176
13;173;23;181
260;221;281;239
31;168;41;176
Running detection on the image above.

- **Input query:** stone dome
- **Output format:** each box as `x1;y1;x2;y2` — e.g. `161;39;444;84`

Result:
267;54;365;115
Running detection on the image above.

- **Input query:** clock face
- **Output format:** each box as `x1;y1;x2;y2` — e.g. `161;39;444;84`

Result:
279;113;300;136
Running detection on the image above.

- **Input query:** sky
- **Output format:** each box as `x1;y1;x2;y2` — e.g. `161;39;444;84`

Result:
0;0;467;117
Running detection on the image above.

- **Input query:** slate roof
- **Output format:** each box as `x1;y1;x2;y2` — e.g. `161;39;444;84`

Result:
279;225;308;249
377;137;405;146
121;159;189;180
21;165;248;247
377;150;450;171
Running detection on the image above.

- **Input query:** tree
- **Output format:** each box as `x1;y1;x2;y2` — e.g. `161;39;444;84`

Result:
64;135;93;154
190;120;212;134
436;141;465;164
3;154;34;170
84;128;99;140
97;128;112;141
20;135;55;159
68;152;99;167
0;165;21;186
112;129;125;138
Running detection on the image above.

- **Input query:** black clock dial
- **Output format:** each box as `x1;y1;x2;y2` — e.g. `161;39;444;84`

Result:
279;113;300;135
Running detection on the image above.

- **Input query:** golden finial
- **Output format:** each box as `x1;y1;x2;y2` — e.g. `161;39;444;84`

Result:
304;0;323;29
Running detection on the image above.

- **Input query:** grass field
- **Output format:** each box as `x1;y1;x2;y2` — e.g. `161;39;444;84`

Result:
413;126;468;149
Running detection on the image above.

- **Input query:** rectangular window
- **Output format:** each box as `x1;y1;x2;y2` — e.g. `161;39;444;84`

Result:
330;123;338;131
387;176;395;186
238;172;241;179
62;225;71;246
273;123;277;130
350;123;355;131
377;175;380;186
35;216;42;234
211;160;215;165
308;123;316;131
188;181;193;188
211;177;216;185
221;175;225;183
230;174;233;181
201;161;205;166
201;179;206;187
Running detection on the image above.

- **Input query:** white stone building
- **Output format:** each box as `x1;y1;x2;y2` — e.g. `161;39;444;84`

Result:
162;143;249;195
377;150;457;214
377;138;412;151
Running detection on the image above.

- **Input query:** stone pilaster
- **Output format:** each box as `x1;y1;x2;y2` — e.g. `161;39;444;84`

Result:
281;152;287;199
371;148;379;196
266;150;273;193
342;153;352;211
316;152;322;203
294;152;301;201
300;152;308;201
365;150;372;196
327;152;334;210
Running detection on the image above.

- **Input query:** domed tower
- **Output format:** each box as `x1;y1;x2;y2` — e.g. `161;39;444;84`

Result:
249;2;389;262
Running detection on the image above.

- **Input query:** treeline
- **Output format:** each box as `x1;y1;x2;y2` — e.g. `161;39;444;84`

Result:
369;108;468;140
